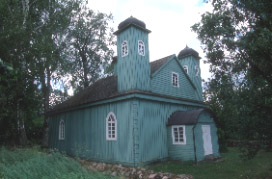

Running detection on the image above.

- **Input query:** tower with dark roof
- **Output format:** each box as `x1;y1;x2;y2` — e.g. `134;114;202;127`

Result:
178;46;203;100
113;16;151;92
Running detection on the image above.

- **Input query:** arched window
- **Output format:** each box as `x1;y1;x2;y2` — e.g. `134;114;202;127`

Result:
138;40;145;56
59;120;65;140
121;40;128;57
183;65;189;74
106;112;117;141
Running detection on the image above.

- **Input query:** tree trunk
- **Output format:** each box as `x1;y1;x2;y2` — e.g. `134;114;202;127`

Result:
41;68;51;148
17;100;28;146
81;50;89;88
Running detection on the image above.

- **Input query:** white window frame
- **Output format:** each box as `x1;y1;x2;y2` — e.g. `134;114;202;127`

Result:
138;40;145;56
106;112;117;141
195;65;199;76
183;65;189;74
172;125;186;145
121;40;128;57
59;120;65;140
171;72;179;87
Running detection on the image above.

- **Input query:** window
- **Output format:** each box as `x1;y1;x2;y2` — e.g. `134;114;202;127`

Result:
121;41;128;57
172;72;179;87
106;112;117;141
59;120;65;140
195;65;199;76
183;65;188;74
138;40;145;56
172;125;186;145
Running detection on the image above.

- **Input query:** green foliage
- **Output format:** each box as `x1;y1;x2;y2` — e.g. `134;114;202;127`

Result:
192;0;272;156
0;147;110;179
146;148;272;179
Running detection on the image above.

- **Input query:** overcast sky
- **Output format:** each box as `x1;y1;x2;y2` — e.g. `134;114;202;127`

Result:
88;0;213;80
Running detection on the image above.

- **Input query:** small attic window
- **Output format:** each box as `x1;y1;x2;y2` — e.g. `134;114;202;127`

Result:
195;66;199;76
183;65;188;74
172;72;179;87
121;40;128;57
138;40;145;56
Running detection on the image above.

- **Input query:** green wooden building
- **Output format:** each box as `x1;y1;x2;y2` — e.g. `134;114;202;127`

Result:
48;16;220;166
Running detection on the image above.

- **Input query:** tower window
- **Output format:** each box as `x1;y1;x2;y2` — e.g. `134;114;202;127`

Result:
195;66;199;76
106;112;117;141
121;41;128;57
172;72;179;87
138;40;145;56
183;65;188;74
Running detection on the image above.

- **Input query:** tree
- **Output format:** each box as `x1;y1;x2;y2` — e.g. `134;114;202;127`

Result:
192;0;272;156
67;3;114;90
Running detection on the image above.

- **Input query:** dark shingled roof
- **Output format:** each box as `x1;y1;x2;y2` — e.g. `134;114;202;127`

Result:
49;55;181;114
167;109;213;125
150;54;174;74
178;46;200;60
50;76;118;113
114;16;151;35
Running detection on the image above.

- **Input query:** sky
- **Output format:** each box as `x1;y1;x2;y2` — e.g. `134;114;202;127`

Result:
87;0;213;80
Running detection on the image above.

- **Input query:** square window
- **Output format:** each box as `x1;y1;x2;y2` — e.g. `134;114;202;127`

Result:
172;125;186;145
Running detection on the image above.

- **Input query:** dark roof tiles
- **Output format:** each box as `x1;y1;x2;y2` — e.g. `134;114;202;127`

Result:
150;54;174;74
167;109;213;125
178;46;200;59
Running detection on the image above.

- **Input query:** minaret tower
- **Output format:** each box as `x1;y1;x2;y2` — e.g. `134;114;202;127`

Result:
178;46;203;100
113;17;151;92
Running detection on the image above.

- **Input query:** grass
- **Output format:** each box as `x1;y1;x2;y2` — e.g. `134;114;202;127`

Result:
0;146;112;179
146;148;272;179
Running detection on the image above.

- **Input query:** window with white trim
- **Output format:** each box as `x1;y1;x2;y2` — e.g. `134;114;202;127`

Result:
59;120;65;140
121;40;128;57
138;40;145;56
106;112;117;141
183;65;189;74
172;72;179;87
195;65;199;76
172;125;186;145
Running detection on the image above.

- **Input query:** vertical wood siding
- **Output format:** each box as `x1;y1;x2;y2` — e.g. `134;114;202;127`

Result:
178;56;203;100
48;100;136;166
167;125;195;161
116;27;151;92
194;111;220;162
151;59;198;100
136;99;198;165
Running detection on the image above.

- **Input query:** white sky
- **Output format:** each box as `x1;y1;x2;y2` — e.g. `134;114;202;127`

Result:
87;0;213;81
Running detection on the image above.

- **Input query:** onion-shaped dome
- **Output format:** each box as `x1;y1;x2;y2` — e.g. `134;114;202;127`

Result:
178;46;200;60
114;16;151;35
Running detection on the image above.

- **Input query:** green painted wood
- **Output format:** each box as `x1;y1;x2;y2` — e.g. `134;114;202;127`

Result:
49;100;136;166
178;56;203;100
116;27;151;92
167;125;195;161
135;99;199;165
194;111;220;162
151;58;199;100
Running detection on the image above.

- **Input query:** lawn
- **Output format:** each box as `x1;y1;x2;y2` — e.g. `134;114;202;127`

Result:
146;147;272;179
0;146;112;179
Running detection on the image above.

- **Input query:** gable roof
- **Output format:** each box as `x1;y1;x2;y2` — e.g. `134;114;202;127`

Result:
51;76;118;113
150;54;174;74
167;109;213;125
49;55;202;114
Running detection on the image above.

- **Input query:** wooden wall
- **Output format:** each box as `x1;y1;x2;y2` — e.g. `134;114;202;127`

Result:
116;27;151;92
194;111;220;162
151;58;199;100
178;56;203;100
48;100;136;166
